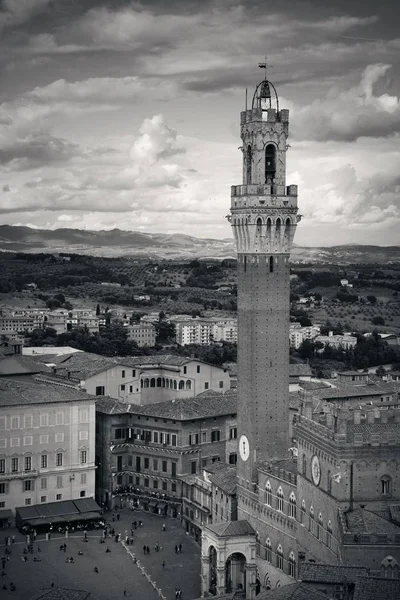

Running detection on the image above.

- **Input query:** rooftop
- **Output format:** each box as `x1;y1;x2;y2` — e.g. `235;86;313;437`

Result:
96;390;237;421
0;355;50;376
49;351;225;380
206;520;255;538
300;562;369;583
345;508;400;535
353;576;400;600
221;362;311;378
0;378;96;407
208;465;237;495
309;382;397;401
255;582;329;600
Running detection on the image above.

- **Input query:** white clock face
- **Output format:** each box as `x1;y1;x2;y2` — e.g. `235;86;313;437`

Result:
311;455;321;486
239;435;250;462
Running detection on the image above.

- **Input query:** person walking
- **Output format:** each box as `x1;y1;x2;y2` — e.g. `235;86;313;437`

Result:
146;545;150;555
11;535;15;544
143;545;146;555
174;545;178;554
162;560;166;570
117;513;120;521
162;523;166;532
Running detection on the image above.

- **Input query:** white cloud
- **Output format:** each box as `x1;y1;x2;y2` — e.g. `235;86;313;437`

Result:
291;64;400;141
0;0;51;31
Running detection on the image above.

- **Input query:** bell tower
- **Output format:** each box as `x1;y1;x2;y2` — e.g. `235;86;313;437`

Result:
228;75;300;489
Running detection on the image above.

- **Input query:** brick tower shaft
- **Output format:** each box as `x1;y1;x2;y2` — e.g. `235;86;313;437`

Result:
228;78;300;487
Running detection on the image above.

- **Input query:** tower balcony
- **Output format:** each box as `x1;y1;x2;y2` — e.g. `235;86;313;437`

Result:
231;184;297;198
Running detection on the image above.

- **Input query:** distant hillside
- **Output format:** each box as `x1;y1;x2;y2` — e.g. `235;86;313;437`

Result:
0;225;399;263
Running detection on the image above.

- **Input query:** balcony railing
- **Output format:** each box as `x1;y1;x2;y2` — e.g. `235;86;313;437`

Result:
231;184;298;198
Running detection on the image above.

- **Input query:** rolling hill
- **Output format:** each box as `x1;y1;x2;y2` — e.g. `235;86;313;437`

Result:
0;225;399;263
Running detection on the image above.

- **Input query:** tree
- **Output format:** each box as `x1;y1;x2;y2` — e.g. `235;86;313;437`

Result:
367;295;377;304
96;303;100;316
155;320;176;344
372;316;385;326
375;366;386;378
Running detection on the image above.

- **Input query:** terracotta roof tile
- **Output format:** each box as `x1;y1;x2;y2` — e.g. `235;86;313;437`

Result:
206;520;254;537
96;390;237;421
255;582;330;600
0;378;95;407
353;576;400;600
300;562;369;583
345;508;400;534
208;466;237;495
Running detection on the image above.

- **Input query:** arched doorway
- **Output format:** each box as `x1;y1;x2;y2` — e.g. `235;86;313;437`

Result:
209;546;217;595
225;552;247;594
256;578;261;595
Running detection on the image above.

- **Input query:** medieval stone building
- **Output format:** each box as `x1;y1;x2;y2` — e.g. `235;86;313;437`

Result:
200;71;400;599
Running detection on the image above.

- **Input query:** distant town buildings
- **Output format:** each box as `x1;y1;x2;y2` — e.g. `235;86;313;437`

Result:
125;322;156;347
289;323;320;349
171;317;237;345
314;332;357;351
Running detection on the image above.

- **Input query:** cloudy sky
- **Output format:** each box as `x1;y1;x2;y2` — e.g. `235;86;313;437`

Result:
1;0;400;246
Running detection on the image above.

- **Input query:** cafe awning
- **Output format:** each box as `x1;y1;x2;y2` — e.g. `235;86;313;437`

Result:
0;509;13;520
148;499;158;508
73;497;101;514
82;512;102;521
157;501;167;509
35;500;79;518
16;505;40;521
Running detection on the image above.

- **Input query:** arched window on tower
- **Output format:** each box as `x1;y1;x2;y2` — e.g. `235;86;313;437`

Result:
256;217;262;238
288;492;296;519
144;378;149;388
265;481;272;506
157;377;162;388
179;380;185;390
309;505;315;534
186;380;191;390
276;486;284;513
317;513;323;540
150;378;156;388
300;500;306;524
266;218;272;240
265;538;272;563
276;544;284;571
288;551;296;578
265;144;276;184
380;556;399;579
327;520;333;548
275;218;281;242
246;145;252;184
381;475;392;496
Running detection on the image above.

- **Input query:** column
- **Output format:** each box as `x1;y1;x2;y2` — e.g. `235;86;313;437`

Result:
216;564;226;596
245;563;258;600
201;556;210;597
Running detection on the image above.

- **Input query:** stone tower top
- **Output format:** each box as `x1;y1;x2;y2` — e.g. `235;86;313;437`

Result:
228;73;299;255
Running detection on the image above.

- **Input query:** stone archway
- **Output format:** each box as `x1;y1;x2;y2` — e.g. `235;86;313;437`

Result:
225;552;247;595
